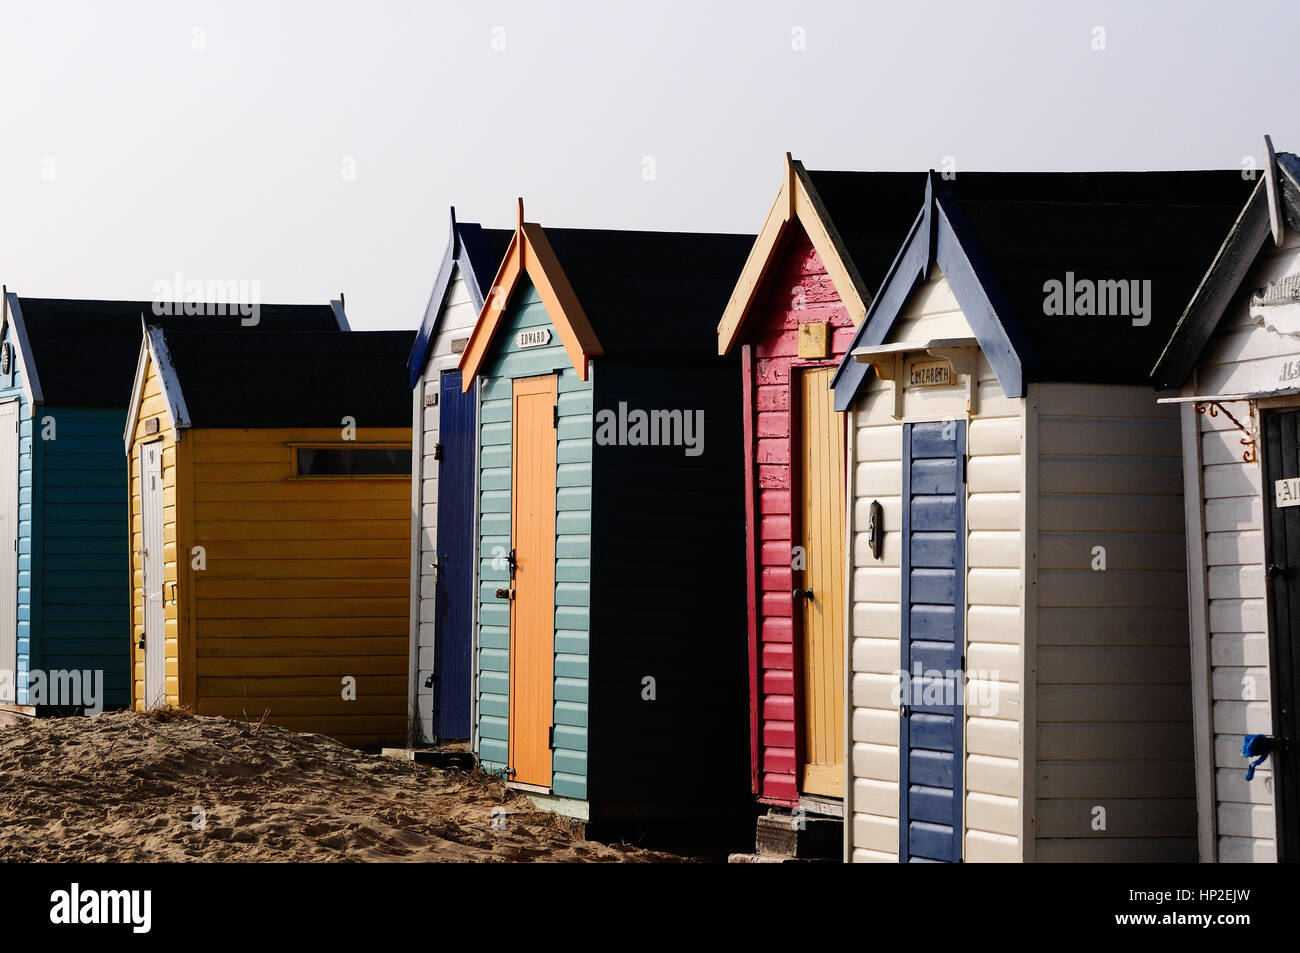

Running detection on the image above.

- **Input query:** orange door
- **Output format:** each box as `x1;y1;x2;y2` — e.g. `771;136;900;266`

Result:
508;375;557;787
797;367;846;797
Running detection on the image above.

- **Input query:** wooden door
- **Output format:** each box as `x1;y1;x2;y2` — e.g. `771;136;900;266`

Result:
432;369;475;740
796;367;846;797
508;375;557;787
0;401;17;702
899;420;965;862
141;441;166;709
1262;409;1300;862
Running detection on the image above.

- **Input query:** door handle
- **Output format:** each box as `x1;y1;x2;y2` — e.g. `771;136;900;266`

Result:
1268;563;1288;578
793;587;814;602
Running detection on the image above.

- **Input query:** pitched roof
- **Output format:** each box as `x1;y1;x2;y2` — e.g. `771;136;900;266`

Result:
832;170;1255;409
151;329;415;429
458;221;753;386
716;158;926;353
406;209;513;387
4;295;344;406
1152;150;1300;388
541;227;754;357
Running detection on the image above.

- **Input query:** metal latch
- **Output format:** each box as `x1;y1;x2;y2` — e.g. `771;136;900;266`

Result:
495;588;514;600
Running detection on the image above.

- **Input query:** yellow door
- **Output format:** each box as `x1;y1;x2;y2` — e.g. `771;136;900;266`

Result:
508;375;557;787
797;367;846;797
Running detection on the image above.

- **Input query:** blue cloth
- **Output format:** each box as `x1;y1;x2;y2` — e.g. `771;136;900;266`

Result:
1242;734;1272;781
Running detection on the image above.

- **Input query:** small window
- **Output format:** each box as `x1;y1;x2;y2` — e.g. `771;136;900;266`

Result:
296;447;411;476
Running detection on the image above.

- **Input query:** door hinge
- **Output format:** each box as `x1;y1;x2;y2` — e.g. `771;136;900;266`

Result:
433;442;443;461
548;725;555;750
962;454;968;484
553;404;559;429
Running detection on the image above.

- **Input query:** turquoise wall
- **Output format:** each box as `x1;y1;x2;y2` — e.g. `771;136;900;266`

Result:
476;277;592;800
0;321;34;704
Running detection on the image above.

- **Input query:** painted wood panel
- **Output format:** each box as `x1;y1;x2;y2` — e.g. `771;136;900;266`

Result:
0;319;33;706
797;367;845;796
848;268;1024;863
743;224;857;807
476;278;591;800
1033;382;1195;861
412;270;480;741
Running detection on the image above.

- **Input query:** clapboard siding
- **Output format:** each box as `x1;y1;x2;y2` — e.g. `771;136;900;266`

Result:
1182;233;1300;861
186;426;410;748
1033;383;1196;861
0;318;33;705
750;224;857;806
411;269;479;741
36;407;130;705
849;268;1024;863
476;278;592;798
129;361;180;708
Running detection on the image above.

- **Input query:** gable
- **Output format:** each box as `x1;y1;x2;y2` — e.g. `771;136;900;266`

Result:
481;276;576;380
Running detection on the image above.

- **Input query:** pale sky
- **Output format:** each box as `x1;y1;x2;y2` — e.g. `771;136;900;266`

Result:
3;0;1297;330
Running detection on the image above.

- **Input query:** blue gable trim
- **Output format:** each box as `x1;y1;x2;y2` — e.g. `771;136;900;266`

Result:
831;174;1029;411
407;209;503;389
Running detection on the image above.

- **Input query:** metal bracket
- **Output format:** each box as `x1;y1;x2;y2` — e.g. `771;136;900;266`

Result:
1195;401;1257;463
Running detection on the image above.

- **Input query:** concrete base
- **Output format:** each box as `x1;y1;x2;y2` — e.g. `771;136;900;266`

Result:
752;808;842;860
0;704;36;727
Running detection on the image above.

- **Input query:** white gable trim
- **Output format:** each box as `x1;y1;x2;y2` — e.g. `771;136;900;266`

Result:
3;291;42;406
122;327;191;451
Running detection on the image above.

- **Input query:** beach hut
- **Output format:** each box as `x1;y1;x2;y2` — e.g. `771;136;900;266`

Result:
0;294;344;720
831;170;1252;862
1151;142;1300;863
456;207;752;830
714;156;925;850
406;210;512;745
123;328;414;748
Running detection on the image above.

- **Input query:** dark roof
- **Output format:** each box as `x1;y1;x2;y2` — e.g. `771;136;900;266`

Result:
832;170;1255;405
540;227;755;358
159;329;414;428
803;170;929;296
10;296;342;406
1153;153;1300;387
407;212;513;387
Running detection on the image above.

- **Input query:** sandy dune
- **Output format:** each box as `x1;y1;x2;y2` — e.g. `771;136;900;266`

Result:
0;710;687;862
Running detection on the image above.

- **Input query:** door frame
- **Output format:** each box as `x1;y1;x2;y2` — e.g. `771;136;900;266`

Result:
139;438;166;710
506;373;557;790
1257;406;1300;861
898;417;967;863
790;363;848;798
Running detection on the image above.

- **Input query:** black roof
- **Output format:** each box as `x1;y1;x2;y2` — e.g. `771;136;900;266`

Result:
540;228;755;358
937;171;1255;384
803;170;929;295
1153;154;1300;387
159;329;414;428
12;297;341;406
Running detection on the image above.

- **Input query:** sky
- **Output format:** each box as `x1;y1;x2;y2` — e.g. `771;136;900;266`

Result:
2;0;1298;330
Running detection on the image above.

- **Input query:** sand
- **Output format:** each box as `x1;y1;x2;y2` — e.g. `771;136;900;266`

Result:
0;709;688;862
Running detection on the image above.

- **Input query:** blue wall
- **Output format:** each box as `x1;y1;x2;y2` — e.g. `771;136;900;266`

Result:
0;321;34;704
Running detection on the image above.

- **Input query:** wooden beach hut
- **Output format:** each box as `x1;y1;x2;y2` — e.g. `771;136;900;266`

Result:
456;208;752;830
831;170;1252;862
406;210;512;745
124;328;413;748
715;156;926;851
1151;141;1300;862
0;294;343;719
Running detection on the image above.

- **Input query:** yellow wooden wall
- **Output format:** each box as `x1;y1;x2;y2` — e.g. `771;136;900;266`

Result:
187;426;410;748
129;360;183;708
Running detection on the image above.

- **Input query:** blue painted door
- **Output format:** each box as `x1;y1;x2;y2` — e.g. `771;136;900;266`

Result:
433;370;476;739
899;420;965;862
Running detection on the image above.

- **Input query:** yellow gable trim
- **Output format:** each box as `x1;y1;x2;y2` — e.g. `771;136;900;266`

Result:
716;154;873;355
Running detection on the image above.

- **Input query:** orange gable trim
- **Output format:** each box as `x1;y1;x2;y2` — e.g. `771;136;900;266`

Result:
457;212;603;391
716;154;873;355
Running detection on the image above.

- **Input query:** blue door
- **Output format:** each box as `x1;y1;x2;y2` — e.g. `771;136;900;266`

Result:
433;370;476;740
899;420;965;862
